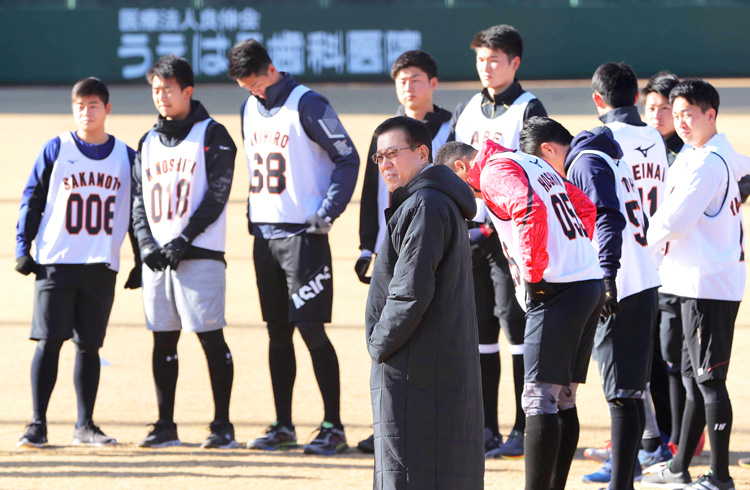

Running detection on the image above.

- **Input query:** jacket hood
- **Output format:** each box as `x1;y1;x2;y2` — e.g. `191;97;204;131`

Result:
704;133;750;182
391;164;477;220
565;128;624;171
466;139;513;193
154;100;211;137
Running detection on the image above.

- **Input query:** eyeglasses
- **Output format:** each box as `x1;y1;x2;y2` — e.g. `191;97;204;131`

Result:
371;146;417;165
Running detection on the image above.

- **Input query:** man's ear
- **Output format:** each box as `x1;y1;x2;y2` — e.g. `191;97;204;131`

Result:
418;144;430;162
453;159;467;174
593;92;606;110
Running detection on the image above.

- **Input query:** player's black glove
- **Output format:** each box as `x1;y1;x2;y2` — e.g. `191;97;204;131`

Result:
601;276;620;318
123;265;142;289
524;278;552;303
355;250;373;284
142;245;169;272
162;236;189;270
306;212;332;235
15;254;36;276
468;224;492;247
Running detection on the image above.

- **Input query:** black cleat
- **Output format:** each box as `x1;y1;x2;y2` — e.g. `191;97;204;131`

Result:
357;433;374;453
17;421;48;448
201;420;239;449
72;420;116;446
137;420;181;448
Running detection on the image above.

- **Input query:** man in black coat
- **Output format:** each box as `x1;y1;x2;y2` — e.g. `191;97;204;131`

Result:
366;116;484;490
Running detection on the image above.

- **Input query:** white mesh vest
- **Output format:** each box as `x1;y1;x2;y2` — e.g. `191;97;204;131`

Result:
483;152;603;307
455;91;535;151
605;122;669;217
141;118;226;252
569;150;661;300
659;147;745;301
243;85;334;224
36;132;131;271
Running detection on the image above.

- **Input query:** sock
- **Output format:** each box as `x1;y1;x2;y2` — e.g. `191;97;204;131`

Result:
668;372;686;444
670;399;706;473
524;413;560;490
609;399;642;490
642;436;661;453
198;329;234;423
512;353;526;433
480;352;500;435
705;401;732;481
152;331;180;423
550;407;579;490
308;340;342;429
269;344;296;428
31;339;64;424
74;348;101;427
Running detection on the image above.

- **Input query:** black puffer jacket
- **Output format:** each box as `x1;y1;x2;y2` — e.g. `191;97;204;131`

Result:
366;164;484;490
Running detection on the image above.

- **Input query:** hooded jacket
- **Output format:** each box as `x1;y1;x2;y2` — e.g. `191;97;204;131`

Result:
565;129;627;279
132;100;236;262
366;164;484;490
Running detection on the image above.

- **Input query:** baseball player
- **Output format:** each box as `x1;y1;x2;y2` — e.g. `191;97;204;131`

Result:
562;121;660;489
15;77;135;447
643;79;748;490
466;138;604;490
355;49;451;453
641;72;688;462
450;24;548;458
132;55;238;450
227;39;359;455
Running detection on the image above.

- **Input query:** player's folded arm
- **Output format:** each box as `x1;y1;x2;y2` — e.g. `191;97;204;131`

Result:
647;156;727;249
367;201;445;363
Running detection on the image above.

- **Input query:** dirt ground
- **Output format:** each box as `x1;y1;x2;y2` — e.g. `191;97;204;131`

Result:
0;84;749;489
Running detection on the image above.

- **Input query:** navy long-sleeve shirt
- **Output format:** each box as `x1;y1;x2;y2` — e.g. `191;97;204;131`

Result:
565;129;627;278
240;73;359;239
16;132;136;258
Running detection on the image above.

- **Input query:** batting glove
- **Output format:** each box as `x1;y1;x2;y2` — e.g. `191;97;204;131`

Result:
601;276;620;317
355;250;373;284
468;224;493;246
142;245;169;272
306;212;332;235
15;254;36;276
162;236;190;270
524;278;552;303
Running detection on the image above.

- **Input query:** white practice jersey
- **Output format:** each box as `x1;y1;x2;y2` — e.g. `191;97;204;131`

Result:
36;132;131;271
243;85;334;225
455;92;535;150
648;134;747;301
483;151;603;304
606;121;669;217
569;150;661;300
141;118;227;252
373;120;451;252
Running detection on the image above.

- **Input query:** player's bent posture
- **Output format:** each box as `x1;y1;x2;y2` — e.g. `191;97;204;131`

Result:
367;117;483;490
132;55;238;449
451;24;548;458
467;138;604;490
227;39;359;455
643;79;748;490
15;77;135;447
355;49;451;453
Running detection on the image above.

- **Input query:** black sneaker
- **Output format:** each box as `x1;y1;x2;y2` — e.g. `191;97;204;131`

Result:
137;420;181;448
303;421;348;455
484;427;503;458
17;421;48;448
72;421;116;446
357;433;374;453
683;472;734;490
201;420;239;449
247;422;298;451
